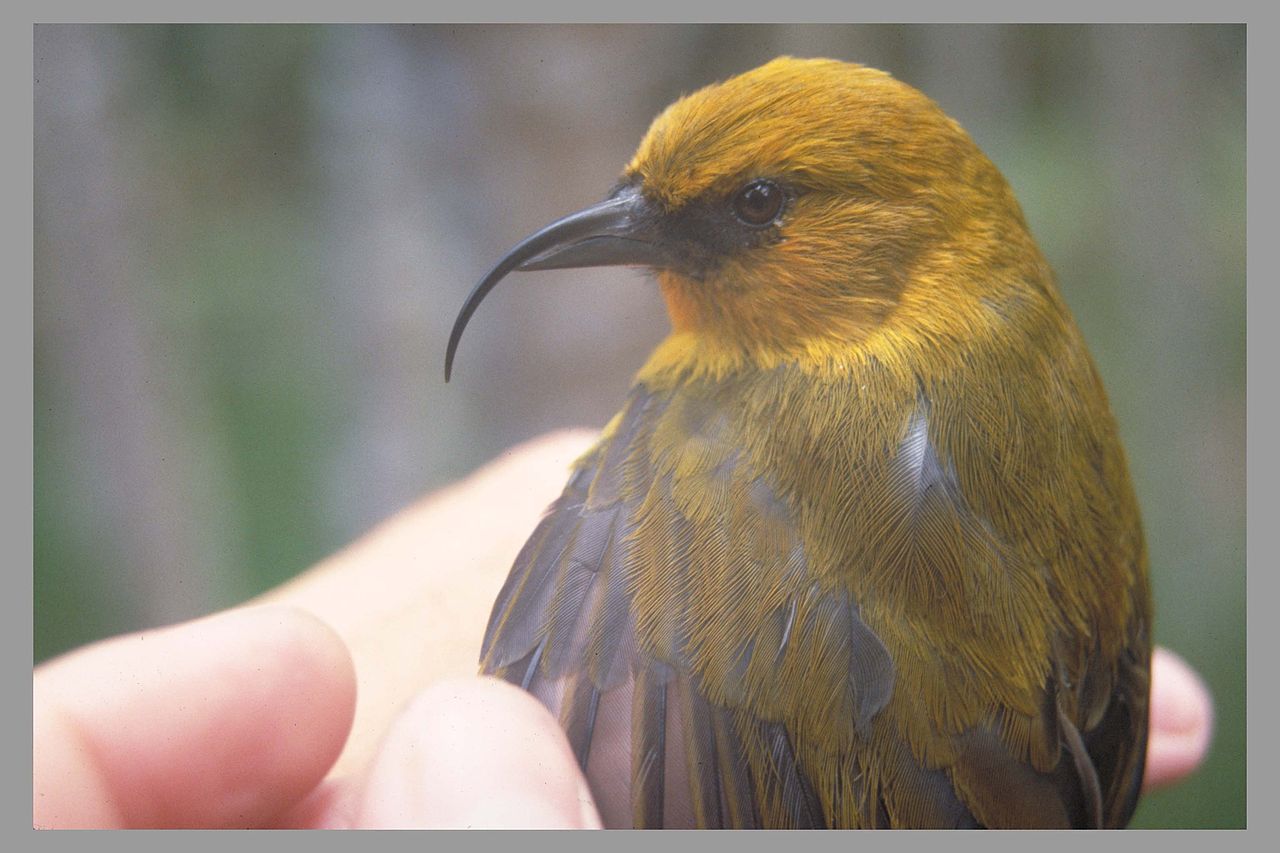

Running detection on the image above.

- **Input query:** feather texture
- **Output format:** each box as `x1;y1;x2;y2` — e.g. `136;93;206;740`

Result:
481;364;1146;827
469;57;1149;828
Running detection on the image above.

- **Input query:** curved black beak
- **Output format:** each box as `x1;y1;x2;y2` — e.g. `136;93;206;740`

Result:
445;185;667;381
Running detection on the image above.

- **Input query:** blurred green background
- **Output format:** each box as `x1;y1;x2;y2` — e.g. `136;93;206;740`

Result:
33;25;1244;828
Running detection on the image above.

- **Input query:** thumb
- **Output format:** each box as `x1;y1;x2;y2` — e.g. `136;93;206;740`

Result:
354;677;602;828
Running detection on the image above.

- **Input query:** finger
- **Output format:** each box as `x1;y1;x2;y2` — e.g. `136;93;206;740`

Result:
354;677;602;829
1143;646;1213;791
34;606;357;828
271;777;356;829
259;429;598;778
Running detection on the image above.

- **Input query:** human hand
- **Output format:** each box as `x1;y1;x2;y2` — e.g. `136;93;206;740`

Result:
34;430;603;829
1143;646;1214;791
32;430;1211;828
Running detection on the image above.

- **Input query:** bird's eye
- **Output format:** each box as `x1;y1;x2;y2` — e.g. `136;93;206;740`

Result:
731;179;784;227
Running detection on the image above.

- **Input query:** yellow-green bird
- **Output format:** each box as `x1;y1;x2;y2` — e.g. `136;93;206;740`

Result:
446;57;1150;829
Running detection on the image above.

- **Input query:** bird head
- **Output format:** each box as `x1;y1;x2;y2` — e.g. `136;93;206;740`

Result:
446;57;1047;381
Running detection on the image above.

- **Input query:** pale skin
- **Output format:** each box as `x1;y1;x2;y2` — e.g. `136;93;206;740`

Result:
33;430;1213;829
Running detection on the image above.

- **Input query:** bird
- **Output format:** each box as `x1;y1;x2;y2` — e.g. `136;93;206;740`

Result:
445;57;1151;829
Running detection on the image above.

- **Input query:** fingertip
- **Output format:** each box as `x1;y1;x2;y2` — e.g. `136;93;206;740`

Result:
249;605;359;722
356;677;601;829
189;605;360;823
1144;647;1214;790
34;605;358;828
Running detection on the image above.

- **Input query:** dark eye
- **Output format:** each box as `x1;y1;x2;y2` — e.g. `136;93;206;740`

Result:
731;179;784;226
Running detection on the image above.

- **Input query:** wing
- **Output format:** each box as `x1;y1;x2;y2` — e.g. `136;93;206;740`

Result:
481;381;899;828
481;384;870;824
480;371;1148;828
